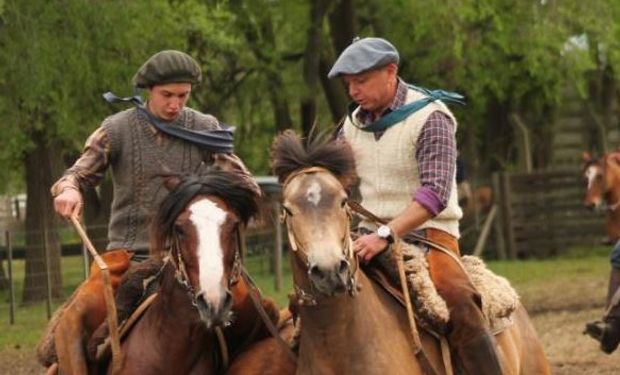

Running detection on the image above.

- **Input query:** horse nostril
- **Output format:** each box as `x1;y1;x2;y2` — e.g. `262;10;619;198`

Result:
309;264;324;279
223;290;233;309
338;259;349;274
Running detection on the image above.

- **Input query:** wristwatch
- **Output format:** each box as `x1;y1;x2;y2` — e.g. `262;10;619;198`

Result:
377;225;394;244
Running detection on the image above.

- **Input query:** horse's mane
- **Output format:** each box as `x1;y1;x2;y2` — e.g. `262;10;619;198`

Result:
270;129;357;187
151;170;260;256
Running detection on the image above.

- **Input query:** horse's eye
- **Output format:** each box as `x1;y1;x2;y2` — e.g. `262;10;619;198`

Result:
282;205;293;216
341;198;348;208
174;223;186;237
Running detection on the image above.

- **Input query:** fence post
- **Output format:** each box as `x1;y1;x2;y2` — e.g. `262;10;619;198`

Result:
500;172;517;259
273;200;283;292
6;230;15;325
43;225;52;320
491;173;506;260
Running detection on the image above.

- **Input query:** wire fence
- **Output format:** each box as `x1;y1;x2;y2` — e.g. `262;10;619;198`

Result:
0;202;287;326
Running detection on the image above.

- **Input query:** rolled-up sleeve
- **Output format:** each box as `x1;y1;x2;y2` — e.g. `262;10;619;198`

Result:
413;111;456;216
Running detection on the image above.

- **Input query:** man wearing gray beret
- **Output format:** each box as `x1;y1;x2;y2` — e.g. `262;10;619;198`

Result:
331;37;504;374
47;50;258;374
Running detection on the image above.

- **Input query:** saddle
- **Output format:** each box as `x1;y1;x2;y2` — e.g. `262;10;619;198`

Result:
368;242;519;336
36;253;162;369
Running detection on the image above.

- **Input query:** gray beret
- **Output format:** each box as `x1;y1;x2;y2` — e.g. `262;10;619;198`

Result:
133;50;202;88
328;37;399;79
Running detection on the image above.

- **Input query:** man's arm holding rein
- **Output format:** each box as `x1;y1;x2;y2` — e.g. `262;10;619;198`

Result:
51;127;111;218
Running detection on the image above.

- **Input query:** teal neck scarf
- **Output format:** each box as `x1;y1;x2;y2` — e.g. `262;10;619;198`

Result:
349;84;465;133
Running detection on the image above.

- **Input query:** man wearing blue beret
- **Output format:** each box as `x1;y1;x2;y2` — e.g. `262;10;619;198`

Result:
330;37;504;374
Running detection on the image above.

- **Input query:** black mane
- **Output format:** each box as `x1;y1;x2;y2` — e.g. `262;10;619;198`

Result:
151;170;259;255
270;130;357;186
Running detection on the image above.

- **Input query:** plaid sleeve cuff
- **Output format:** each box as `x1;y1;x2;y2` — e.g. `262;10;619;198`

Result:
413;186;444;216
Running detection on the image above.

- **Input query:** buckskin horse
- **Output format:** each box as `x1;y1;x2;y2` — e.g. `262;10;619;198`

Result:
270;130;551;375
45;170;281;375
582;151;620;244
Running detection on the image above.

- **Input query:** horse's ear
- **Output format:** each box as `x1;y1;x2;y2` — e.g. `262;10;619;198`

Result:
162;174;183;192
582;151;592;163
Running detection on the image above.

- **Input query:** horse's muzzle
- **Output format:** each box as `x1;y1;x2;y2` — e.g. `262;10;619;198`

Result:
195;289;234;328
308;257;351;296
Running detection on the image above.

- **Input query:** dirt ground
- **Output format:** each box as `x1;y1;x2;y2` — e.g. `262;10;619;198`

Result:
2;284;619;374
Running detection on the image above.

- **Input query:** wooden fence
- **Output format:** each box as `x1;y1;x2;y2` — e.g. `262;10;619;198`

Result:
492;169;607;259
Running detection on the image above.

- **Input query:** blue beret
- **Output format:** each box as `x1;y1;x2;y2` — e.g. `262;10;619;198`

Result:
328;37;399;79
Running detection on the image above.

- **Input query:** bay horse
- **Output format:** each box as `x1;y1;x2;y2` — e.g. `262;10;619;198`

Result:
582;151;620;244
93;171;281;374
270;130;551;375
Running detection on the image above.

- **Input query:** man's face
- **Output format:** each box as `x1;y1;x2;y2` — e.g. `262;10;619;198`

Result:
147;83;192;121
342;64;397;113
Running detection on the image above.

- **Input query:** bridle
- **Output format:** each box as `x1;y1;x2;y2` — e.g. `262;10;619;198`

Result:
166;218;243;312
280;166;359;306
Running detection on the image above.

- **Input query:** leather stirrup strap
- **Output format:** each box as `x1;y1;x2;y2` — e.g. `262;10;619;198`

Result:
240;267;298;363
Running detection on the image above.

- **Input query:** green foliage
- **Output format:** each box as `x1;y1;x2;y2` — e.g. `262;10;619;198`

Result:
0;0;619;185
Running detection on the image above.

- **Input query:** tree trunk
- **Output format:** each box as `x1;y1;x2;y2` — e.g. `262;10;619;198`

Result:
227;0;293;133
319;56;348;123
22;130;63;303
301;0;332;136
328;0;357;54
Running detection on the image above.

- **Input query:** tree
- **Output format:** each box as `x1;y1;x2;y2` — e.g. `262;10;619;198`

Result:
0;0;191;302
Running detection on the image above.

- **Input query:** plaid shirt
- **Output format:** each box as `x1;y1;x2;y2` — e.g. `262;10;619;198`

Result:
343;78;457;215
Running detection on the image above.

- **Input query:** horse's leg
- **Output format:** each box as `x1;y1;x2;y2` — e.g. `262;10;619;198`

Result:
44;363;59;375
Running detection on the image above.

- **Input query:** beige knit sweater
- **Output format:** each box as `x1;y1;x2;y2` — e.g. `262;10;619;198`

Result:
343;88;462;238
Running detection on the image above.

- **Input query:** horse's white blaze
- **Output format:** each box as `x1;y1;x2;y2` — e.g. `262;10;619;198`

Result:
190;199;227;308
306;181;322;206
585;165;599;190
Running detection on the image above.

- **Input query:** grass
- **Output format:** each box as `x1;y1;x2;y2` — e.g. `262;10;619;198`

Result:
0;253;294;351
0;245;613;351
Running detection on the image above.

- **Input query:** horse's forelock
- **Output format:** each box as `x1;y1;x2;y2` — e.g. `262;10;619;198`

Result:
150;171;259;256
271;130;356;188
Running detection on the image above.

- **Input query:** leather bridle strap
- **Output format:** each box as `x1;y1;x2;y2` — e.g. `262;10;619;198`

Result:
240;267;298;363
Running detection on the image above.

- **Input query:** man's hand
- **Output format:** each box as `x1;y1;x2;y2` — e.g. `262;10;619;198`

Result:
354;233;389;263
53;188;83;219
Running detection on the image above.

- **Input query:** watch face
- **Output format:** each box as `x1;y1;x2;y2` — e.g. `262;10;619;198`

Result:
377;225;391;238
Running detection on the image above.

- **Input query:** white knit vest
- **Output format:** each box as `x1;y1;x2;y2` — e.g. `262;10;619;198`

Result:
344;88;463;238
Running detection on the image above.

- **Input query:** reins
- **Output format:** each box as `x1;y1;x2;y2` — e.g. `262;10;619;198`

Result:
70;217;123;375
345;202;444;375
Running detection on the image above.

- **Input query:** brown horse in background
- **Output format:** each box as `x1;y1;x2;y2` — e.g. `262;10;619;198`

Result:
269;130;551;375
582;151;620;244
90;171;280;374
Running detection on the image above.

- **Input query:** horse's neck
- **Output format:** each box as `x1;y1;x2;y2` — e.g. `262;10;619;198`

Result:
147;269;212;341
297;270;424;375
224;279;269;350
119;268;216;374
